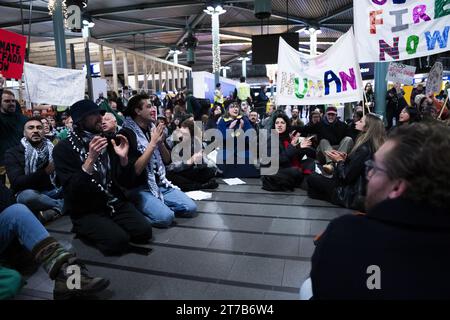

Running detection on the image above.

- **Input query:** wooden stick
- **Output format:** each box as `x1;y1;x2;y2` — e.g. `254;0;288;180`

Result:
438;95;449;120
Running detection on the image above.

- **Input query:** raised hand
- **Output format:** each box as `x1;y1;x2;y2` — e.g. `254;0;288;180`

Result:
88;136;108;161
111;134;129;159
149;123;164;147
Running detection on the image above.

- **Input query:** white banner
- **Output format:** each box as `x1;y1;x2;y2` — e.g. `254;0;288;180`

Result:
386;62;416;84
354;0;450;63
24;62;86;106
276;28;363;106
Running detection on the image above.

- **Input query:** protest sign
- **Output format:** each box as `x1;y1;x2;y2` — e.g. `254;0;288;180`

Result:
386;62;416;85
276;28;363;106
354;0;450;62
0;29;27;79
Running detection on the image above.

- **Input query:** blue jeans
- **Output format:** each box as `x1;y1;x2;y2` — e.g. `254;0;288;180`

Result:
126;186;197;227
0;204;49;254
16;188;64;214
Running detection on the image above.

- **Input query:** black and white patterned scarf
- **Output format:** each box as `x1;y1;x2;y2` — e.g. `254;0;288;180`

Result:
67;129;118;212
21;137;57;188
122;117;178;201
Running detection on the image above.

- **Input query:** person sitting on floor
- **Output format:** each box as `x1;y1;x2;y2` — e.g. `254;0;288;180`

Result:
217;100;259;178
121;94;197;228
261;113;315;192
307;113;386;211
5;117;64;224
53;100;152;256
0;182;109;300
305;121;450;299
298;106;354;175
166;119;218;191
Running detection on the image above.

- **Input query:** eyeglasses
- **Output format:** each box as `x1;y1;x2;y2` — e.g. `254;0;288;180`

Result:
365;160;389;179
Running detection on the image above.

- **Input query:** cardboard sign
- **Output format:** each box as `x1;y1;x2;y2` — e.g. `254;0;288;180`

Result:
354;0;450;62
0;29;27;79
386;62;416;85
427;62;443;94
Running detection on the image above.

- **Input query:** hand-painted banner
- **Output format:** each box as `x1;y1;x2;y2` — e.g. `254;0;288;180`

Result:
354;0;450;62
0;29;27;79
386;62;416;84
24;62;86;106
276;28;363;106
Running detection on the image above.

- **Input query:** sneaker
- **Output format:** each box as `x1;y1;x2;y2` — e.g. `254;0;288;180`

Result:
322;163;334;175
53;259;110;300
38;209;60;224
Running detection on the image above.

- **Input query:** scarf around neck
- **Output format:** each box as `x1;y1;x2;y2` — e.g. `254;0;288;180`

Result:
21;137;57;188
122;117;178;201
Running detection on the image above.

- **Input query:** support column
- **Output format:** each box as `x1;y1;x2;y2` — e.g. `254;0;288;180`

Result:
374;62;389;123
112;48;118;93
52;0;67;68
84;40;93;101
152;61;156;93
177;68;181;90
159;62;163;92
133;55;139;90
165;63;169;91
143;59;148;93
182;69;186;88
69;44;76;69
172;64;176;91
99;45;105;78
123;52;129;87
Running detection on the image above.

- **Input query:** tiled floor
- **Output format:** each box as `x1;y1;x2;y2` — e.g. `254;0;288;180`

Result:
17;178;353;300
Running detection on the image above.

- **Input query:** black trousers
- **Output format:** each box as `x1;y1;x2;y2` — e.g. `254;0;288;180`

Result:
166;166;216;191
71;201;152;256
306;173;338;204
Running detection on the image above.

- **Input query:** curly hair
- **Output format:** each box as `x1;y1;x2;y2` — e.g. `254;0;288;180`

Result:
385;122;450;209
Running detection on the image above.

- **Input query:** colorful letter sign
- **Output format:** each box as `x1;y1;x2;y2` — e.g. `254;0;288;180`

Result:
276;28;363;106
354;0;450;62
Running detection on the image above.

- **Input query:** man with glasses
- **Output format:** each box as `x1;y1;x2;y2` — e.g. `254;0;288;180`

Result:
307;122;450;299
0;89;28;185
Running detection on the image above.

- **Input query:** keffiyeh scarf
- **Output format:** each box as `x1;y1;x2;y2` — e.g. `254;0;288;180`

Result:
21;137;57;188
122;117;178;201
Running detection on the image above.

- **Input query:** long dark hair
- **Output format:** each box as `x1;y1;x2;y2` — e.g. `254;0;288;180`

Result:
272;112;291;141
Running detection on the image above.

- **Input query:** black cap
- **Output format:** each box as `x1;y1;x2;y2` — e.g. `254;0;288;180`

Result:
70;99;105;124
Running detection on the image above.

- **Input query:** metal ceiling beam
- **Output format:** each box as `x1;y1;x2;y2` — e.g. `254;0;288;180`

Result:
318;4;353;24
322;20;353;26
0;16;52;28
93;28;181;41
0;2;48;13
166;12;207;59
89;1;202;16
95;15;185;30
225;4;314;27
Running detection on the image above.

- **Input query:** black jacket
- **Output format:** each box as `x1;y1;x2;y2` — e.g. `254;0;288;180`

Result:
311;198;450;299
0;183;15;213
53;137;136;217
5;144;54;193
299;119;351;146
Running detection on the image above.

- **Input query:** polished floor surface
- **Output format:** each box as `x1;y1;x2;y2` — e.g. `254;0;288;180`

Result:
16;178;353;300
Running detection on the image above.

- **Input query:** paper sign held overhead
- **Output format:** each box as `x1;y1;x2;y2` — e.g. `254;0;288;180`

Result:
426;61;444;94
386;62;416;85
